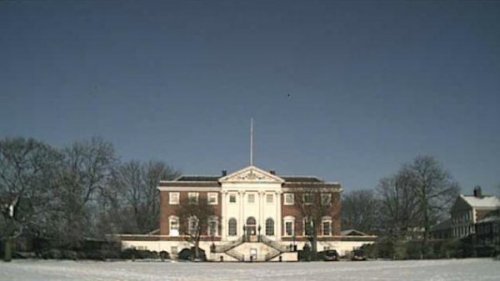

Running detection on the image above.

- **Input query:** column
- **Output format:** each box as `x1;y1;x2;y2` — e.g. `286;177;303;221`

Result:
221;191;227;241
239;191;245;237
276;191;282;240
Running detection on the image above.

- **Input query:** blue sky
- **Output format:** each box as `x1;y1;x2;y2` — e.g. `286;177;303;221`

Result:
1;0;499;195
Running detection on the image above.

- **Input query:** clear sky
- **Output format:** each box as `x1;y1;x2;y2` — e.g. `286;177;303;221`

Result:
1;0;499;195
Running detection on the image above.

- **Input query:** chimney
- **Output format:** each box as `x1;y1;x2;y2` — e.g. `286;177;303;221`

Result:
269;170;276;175
473;185;482;198
221;170;227;176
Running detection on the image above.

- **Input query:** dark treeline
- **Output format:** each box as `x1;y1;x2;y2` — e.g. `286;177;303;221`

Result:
0;137;180;253
342;155;461;259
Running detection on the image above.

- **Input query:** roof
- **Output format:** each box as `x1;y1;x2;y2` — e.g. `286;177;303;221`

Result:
175;176;220;182
431;219;452;231
341;229;370;236
461;195;500;209
282;176;322;183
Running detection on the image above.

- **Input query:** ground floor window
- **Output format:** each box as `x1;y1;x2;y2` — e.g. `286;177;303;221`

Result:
265;218;274;236
228;218;237;236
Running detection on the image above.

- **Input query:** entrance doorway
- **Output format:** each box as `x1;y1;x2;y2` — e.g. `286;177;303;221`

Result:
246;217;257;239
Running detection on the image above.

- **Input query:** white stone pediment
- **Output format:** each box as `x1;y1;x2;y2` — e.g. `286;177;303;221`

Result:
219;166;284;184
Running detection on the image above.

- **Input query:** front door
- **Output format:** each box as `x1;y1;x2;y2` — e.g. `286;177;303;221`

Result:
246;217;257;240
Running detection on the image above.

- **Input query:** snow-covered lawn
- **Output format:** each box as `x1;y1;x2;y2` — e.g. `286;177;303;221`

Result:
1;259;499;281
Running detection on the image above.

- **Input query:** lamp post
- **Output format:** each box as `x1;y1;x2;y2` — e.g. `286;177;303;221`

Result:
243;225;246;242
258;225;261;241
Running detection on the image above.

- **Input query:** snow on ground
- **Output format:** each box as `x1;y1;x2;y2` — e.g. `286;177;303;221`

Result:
1;259;499;281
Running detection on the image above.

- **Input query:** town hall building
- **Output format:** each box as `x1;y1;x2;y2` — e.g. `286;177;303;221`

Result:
119;165;376;261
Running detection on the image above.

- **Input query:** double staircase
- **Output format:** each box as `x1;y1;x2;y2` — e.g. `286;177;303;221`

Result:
213;235;293;262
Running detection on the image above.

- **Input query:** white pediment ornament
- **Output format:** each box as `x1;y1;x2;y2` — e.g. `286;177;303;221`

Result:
219;166;284;183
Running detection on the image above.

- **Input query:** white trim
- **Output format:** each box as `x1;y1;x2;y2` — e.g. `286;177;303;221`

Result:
158;186;221;192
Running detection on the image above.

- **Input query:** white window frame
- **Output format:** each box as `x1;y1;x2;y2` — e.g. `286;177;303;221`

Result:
188;216;199;235
169;192;180;205
169;215;179;236
248;193;255;203
284;216;295;237
208;192;218;205
321;193;332;206
321;216;332;236
303;217;313;236
208;216;218;237
228;218;238;236
266;193;274;204
284;193;294;205
188;192;199;204
265;218;275;236
303;193;313;205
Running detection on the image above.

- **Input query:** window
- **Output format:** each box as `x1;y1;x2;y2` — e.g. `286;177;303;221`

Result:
188;192;199;204
321;193;332;206
284;216;295;236
248;193;255;203
303;217;313;236
169;216;179;236
266;194;274;203
208;193;218;205
284;193;294;205
265;218;275;236
228;218;237;236
208;216;218;236
169;192;179;205
188;216;199;235
303;193;313;205
322;216;332;236
229;194;237;203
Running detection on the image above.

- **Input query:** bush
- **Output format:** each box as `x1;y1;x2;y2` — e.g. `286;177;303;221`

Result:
159;250;170;261
178;247;206;261
41;249;63;259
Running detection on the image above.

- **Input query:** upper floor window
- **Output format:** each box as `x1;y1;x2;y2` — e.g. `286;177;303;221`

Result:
303;193;313;205
229;194;237;203
208;193;218;205
188;192;199;204
321;193;332;206
284;193;294;205
169;192;179;205
248;193;255;203
266;193;274;203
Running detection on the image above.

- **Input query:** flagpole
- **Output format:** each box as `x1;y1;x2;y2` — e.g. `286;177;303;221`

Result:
250;118;254;166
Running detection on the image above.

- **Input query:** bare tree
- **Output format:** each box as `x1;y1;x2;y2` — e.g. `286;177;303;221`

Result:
175;195;217;260
0;137;61;260
405;156;459;252
50;137;116;246
377;171;421;239
377;156;459;257
342;189;380;234
293;189;340;260
104;160;180;234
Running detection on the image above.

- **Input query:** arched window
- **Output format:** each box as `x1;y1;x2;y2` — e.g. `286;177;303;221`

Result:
169;216;179;236
228;218;237;236
265;218;274;236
